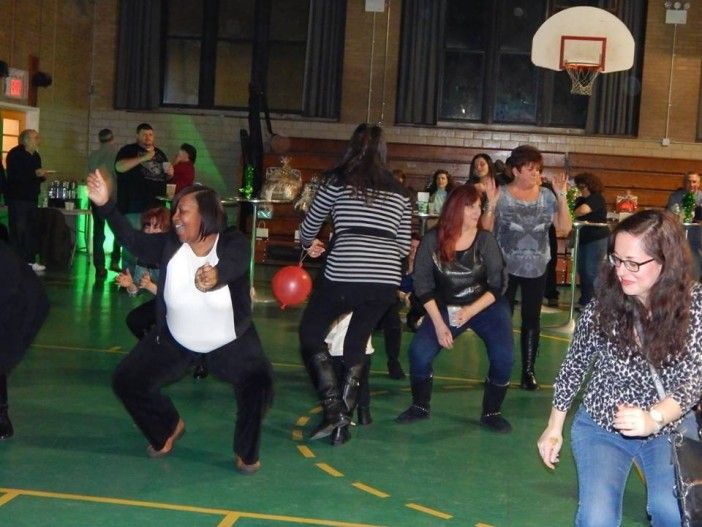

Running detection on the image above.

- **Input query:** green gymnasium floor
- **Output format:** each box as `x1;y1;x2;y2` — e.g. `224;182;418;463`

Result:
0;256;652;526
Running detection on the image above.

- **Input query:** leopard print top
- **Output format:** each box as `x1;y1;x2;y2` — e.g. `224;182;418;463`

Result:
553;282;702;435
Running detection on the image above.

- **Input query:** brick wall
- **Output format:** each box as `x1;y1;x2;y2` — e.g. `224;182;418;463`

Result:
2;0;702;196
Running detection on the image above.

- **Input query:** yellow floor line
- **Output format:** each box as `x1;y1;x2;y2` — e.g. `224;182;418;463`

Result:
218;512;241;526
297;445;315;458
34;344;122;353
368;390;388;396
0;488;381;527
351;482;389;498
309;406;322;415
406;502;453;520
296;416;310;426
292;429;303;441
475;523;496;527
315;463;344;478
0;491;20;507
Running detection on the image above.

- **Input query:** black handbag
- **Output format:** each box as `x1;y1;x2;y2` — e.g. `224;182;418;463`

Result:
649;362;702;526
672;431;702;527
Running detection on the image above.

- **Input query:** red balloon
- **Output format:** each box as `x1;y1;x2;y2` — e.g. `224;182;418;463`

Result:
271;264;312;309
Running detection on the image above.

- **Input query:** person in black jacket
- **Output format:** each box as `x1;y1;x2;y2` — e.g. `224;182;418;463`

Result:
88;171;273;475
395;185;515;432
0;160;8;242
0;240;50;438
5;130;49;271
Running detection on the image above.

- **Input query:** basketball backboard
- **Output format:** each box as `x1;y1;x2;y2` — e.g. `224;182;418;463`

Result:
531;6;635;73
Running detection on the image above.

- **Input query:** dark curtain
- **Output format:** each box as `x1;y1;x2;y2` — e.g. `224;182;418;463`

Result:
585;0;646;135
302;0;347;119
114;0;162;110
247;0;272;196
395;0;446;125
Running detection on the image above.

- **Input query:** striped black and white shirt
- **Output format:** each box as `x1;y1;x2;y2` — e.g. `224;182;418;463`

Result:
299;180;412;285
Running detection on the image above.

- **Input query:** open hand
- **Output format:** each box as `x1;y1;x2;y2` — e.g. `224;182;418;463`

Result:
87;169;109;206
115;269;134;289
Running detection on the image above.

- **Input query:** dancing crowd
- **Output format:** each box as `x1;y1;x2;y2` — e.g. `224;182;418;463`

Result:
2;122;701;525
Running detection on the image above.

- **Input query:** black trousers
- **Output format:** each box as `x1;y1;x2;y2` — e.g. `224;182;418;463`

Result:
543;225;559;300
504;272;548;332
126;298;157;340
0;249;50;374
299;277;396;368
7;199;38;263
92;214;106;270
112;325;273;464
378;298;402;365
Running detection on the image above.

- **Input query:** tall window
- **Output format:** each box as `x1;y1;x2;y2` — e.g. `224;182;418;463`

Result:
438;0;634;128
162;0;310;112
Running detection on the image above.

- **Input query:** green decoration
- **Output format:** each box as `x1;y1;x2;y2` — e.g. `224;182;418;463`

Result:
240;164;255;199
682;191;696;223
566;186;578;220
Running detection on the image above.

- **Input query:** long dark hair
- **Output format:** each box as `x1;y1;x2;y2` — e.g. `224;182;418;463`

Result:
469;153;494;182
325;123;396;201
426;169;456;194
596;209;693;367
436;185;481;263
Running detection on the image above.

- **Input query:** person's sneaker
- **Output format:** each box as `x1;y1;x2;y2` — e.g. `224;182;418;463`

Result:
29;262;46;273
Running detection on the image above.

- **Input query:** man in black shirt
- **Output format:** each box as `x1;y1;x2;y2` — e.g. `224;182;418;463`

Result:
114;123;171;271
6;130;48;271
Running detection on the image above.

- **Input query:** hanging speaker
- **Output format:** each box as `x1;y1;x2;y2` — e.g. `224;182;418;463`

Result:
32;71;52;87
0;61;8;78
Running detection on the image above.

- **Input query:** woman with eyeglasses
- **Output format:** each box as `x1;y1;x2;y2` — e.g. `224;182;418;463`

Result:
573;172;609;308
537;209;702;526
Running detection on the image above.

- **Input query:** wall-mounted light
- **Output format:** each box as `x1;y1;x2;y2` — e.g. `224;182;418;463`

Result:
31;71;52;88
665;1;691;24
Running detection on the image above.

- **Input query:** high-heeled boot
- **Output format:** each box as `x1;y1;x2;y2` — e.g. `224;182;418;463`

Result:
479;379;512;433
356;359;372;425
520;329;540;391
395;376;433;423
331;361;366;446
308;352;348;440
0;375;13;440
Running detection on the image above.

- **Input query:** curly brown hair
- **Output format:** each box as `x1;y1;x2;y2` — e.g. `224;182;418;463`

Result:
595;209;693;367
573;172;604;194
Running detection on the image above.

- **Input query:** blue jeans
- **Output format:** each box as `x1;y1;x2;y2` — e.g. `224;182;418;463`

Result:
408;297;514;385
571;407;680;527
577;237;607;306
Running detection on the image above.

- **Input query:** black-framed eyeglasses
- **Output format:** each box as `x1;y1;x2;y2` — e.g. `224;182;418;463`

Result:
607;254;656;272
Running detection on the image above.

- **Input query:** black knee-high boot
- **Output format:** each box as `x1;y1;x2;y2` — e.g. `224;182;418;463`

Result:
331;361;366;446
356;359;373;426
395;376;433;423
0;375;12;440
308;352;348;440
480;379;512;433
520;329;540;391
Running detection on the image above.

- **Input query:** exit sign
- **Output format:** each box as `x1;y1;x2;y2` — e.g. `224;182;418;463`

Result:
3;68;27;100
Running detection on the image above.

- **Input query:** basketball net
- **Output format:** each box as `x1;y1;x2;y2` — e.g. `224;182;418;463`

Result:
564;62;601;96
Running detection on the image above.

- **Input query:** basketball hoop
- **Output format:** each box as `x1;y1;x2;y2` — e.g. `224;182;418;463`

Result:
564;62;601;96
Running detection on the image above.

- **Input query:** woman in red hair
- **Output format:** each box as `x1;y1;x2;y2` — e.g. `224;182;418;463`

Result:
396;185;514;432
